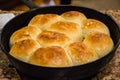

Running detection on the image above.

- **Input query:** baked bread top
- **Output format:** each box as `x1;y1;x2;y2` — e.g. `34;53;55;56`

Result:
9;11;114;67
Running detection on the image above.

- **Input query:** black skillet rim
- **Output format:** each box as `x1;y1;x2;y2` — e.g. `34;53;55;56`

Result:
0;5;120;69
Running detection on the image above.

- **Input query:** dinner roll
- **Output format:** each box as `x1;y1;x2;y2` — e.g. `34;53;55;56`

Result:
47;21;83;41
10;26;41;47
9;11;114;67
10;39;41;62
28;14;64;30
83;19;110;37
61;11;87;27
37;31;71;47
83;32;114;57
29;46;72;67
68;42;98;65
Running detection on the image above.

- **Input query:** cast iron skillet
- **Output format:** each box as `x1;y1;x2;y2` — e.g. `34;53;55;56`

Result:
0;5;120;80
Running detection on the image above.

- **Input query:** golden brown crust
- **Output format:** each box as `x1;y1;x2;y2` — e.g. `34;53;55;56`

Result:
83;32;114;57
10;39;40;62
61;11;87;27
61;11;86;20
9;11;114;67
28;14;64;30
29;46;71;67
68;42;98;65
83;19;110;37
37;31;71;47
47;21;83;41
10;26;41;46
49;21;78;32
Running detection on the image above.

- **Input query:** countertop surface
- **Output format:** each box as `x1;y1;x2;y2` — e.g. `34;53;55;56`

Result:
0;10;120;80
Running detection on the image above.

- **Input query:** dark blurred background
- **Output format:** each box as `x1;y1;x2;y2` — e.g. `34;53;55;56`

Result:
0;0;119;11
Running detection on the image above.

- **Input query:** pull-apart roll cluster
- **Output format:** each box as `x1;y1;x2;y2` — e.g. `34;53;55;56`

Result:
9;11;114;67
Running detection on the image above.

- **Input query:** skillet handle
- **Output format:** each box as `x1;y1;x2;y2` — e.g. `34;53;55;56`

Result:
21;0;38;9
